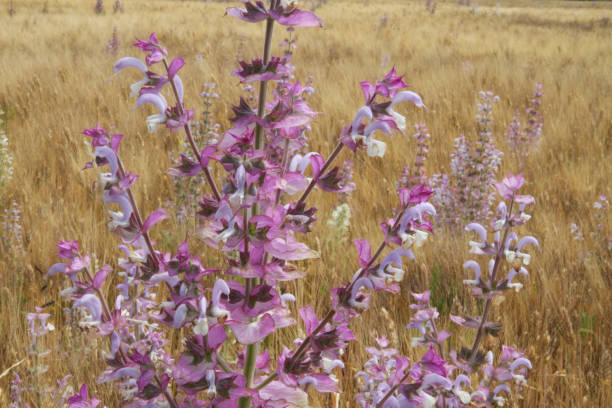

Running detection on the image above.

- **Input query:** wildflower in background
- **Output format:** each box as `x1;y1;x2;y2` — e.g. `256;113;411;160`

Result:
1;200;24;257
358;174;536;408
506;83;544;171
327;203;351;243
571;194;612;266
9;373;26;408
0;109;13;196
113;0;123;14
106;26;121;55
94;0;104;15
398;122;431;191
430;90;502;228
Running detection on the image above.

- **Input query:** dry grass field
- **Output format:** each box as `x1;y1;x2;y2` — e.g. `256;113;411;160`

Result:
0;0;611;406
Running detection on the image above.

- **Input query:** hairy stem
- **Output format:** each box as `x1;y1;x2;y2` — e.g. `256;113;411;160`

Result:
239;16;275;408
468;200;514;363
253;17;275;149
116;158;159;267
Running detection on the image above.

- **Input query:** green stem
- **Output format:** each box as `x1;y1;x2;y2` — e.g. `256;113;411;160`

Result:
254;17;275;149
238;16;275;408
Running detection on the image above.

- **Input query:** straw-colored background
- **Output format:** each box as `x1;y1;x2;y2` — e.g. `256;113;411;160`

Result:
0;0;610;406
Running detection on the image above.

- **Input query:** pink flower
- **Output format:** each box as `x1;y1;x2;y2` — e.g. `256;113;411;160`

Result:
132;32;167;66
67;384;100;408
232;56;289;83
227;1;323;27
495;173;525;199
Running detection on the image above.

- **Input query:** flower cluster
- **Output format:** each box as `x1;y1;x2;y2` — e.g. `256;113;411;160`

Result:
106;26;121;55
94;0;104;15
430;91;503;228
52;22;426;407
356;173;538;408
1;200;24;257
113;0;123;14
398;122;431;190
36;2;537;407
506;83;544;171
0;109;13;196
570;194;611;269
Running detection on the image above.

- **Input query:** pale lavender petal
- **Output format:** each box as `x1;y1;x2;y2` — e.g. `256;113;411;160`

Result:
351;106;373;133
94;146;118;177
211;279;230;316
364;120;392;138
103;191;133;225
421;373;452;391
113;57;147;74
510;357;532;373
504;232;518;250
173;75;184;102
390;90;425;109
173;303;188;328
73;294;102;322
517;236;539;250
465;222;487;244
454;374;471;388
135;93;167;114
493;384;511;397
48;263;67;276
350;277;373;301
463;260;481;281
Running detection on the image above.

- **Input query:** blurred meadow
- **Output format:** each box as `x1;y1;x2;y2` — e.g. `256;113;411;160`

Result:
0;0;610;406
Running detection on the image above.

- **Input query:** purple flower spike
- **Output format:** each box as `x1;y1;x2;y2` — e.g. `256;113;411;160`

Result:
73;294;103;323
